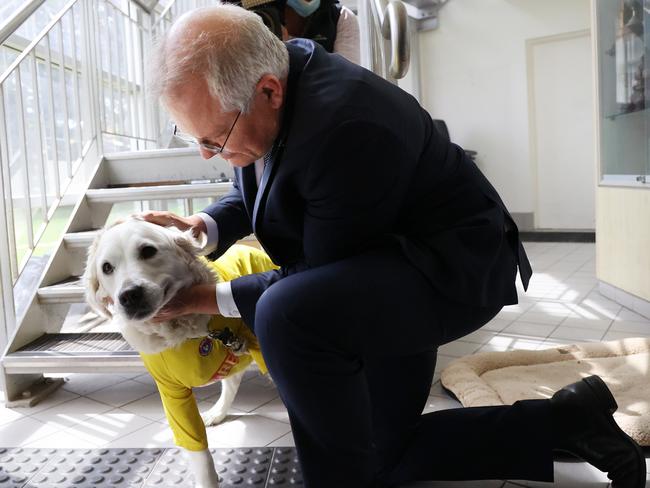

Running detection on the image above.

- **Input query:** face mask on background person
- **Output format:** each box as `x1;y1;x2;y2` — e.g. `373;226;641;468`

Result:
287;0;321;17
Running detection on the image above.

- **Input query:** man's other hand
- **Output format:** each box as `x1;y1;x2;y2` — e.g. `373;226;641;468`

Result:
138;211;207;239
152;284;219;322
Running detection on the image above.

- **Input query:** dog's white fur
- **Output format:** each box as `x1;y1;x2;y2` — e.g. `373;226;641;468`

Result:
83;217;244;488
83;217;215;353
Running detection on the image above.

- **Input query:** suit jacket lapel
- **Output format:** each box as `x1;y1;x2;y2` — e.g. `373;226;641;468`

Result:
252;154;277;232
240;165;258;218
251;42;303;234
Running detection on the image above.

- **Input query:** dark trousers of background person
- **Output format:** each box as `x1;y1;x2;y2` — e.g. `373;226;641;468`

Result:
243;246;555;488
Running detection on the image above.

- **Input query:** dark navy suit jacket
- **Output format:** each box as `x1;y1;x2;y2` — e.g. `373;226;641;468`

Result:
202;39;532;329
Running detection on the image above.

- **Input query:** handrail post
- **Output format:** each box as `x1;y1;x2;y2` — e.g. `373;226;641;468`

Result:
0;88;17;352
82;0;103;152
143;8;158;146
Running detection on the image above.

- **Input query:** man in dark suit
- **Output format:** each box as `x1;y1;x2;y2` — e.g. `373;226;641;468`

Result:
144;4;645;487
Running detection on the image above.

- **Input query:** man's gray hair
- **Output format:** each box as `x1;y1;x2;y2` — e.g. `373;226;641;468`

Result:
148;4;289;113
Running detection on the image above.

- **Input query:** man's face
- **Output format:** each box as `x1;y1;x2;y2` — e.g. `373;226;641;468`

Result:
165;76;284;167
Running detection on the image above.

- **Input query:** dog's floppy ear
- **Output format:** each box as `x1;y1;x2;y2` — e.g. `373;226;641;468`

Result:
82;229;113;318
173;229;208;257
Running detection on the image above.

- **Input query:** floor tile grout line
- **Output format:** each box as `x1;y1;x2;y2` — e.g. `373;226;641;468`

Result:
61;374;135;398
264;430;293;448
114;390;165;415
54;414;153;449
86;417;160;448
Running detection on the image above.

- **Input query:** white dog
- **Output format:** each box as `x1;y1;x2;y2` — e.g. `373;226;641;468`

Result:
83;216;255;488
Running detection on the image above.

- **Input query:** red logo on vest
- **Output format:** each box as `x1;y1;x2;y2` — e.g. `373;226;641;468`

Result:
210;351;240;381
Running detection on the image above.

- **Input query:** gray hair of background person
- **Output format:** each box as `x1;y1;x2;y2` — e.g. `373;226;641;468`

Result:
148;4;290;113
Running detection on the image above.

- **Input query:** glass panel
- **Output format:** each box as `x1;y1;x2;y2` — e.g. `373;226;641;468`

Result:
61;11;81;165
3;71;30;266
596;0;650;183
106;199;197;224
21;57;47;237
12;1;69;43
35;42;59;210
51;22;70;186
106;201;143;223
106;199;225;227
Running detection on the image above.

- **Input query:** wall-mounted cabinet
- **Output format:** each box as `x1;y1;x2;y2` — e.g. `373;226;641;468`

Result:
595;0;650;185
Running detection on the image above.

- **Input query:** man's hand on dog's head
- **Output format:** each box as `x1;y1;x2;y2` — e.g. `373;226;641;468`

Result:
138;211;207;239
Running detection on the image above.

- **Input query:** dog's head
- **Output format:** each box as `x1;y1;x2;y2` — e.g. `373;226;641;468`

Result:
83;217;205;321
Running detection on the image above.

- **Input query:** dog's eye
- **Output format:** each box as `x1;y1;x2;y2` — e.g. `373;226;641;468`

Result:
140;245;158;260
102;262;114;275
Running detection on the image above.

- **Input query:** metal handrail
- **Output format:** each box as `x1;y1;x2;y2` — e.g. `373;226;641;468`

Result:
0;0;76;86
380;0;409;79
0;0;159;284
152;1;175;31
0;0;46;46
364;0;411;81
0;0;212;346
132;0;160;14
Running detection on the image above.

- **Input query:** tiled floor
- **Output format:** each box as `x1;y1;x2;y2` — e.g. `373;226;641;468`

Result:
2;242;650;487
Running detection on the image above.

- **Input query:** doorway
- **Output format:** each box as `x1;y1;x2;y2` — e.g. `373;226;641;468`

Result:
528;30;595;230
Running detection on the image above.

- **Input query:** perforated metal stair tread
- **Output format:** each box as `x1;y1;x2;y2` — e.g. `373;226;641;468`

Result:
12;333;134;355
0;447;303;487
2;333;142;374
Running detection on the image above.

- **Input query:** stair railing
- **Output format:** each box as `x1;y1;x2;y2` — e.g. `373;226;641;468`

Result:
0;0;412;354
360;0;410;82
0;0;96;348
0;0;176;350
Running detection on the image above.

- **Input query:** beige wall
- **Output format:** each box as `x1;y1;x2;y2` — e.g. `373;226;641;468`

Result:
596;187;650;302
416;0;591;214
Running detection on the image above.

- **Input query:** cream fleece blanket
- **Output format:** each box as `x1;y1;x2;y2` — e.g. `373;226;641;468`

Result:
441;337;650;446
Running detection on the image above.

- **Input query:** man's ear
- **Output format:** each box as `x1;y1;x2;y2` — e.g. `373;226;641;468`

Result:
83;230;113;318
256;74;284;110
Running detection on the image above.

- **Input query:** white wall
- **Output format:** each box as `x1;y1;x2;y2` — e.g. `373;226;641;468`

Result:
416;0;591;216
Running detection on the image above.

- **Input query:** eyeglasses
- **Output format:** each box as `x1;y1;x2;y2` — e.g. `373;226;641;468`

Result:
173;111;241;155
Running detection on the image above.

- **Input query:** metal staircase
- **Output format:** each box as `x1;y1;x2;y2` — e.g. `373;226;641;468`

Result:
0;0;414;407
1;145;233;405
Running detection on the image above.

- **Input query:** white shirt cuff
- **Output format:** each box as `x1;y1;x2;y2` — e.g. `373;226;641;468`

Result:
216;281;241;318
196;212;219;255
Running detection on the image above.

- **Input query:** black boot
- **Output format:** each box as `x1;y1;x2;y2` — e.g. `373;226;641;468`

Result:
550;375;645;488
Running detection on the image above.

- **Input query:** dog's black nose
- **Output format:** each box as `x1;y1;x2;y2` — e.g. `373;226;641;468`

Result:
119;286;144;310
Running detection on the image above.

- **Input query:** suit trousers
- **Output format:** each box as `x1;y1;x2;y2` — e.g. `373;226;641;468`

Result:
242;246;555;487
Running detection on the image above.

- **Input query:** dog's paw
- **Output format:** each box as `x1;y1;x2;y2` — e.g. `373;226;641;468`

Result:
201;408;229;426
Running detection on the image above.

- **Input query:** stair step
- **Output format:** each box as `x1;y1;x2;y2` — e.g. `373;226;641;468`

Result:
37;277;84;304
86;181;233;203
64;229;260;254
2;333;144;374
63;229;100;249
103;147;233;186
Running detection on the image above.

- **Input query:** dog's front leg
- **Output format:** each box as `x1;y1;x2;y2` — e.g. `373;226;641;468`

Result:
185;448;220;487
202;370;245;426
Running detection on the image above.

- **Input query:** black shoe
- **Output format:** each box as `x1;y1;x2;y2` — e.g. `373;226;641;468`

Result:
550;375;645;488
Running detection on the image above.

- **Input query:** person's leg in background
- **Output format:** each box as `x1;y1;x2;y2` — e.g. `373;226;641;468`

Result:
253;247;555;488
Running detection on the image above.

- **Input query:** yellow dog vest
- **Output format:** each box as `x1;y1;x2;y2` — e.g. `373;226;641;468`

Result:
139;244;277;451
